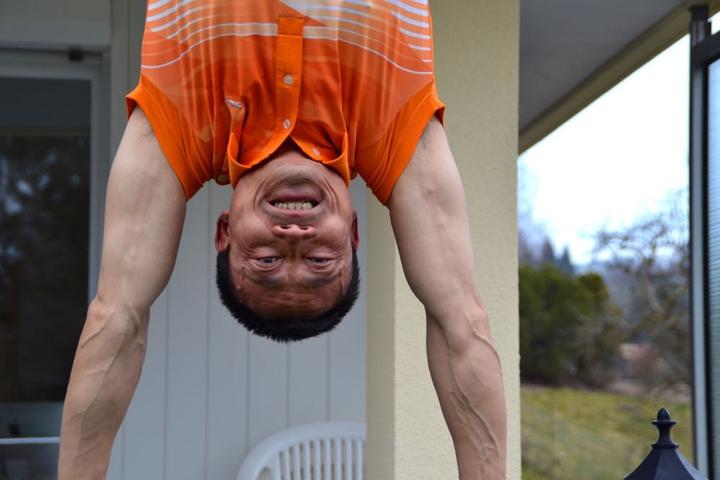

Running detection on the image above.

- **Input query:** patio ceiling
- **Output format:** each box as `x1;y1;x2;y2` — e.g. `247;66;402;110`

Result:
519;0;720;152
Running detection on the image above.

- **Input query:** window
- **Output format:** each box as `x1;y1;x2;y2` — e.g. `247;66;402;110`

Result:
518;36;694;479
707;58;720;480
696;10;720;477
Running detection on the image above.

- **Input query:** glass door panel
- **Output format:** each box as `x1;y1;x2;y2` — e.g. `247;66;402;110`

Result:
0;76;91;480
709;58;720;480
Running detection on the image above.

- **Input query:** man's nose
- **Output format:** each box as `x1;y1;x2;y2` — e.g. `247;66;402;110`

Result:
272;224;317;239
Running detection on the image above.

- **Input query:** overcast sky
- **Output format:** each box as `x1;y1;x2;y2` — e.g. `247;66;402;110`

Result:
518;34;691;266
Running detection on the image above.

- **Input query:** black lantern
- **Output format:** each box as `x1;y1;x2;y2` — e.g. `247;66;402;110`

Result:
624;408;706;479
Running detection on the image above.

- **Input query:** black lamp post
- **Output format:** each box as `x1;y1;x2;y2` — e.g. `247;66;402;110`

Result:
624;408;707;479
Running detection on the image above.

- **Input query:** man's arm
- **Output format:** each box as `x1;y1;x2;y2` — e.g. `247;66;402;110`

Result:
58;108;186;480
388;117;507;479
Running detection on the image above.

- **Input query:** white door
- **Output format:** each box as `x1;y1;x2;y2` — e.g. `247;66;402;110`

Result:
0;48;107;480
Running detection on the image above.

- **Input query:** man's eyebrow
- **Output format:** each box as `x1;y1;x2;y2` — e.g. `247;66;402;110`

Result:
248;270;337;289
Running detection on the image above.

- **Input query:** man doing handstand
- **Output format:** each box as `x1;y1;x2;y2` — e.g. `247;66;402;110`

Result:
59;0;507;478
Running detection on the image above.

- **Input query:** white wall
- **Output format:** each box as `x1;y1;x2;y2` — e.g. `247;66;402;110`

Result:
0;0;110;48
106;2;369;479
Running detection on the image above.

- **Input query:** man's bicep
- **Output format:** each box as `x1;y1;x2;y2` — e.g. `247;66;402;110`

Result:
388;118;482;320
95;107;186;311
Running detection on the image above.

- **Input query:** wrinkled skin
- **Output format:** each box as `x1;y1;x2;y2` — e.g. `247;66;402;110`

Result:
214;146;360;319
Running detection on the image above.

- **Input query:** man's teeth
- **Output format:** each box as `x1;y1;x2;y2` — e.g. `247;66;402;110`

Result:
272;201;314;210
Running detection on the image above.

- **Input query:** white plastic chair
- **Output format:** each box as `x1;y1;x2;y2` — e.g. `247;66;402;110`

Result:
236;422;366;480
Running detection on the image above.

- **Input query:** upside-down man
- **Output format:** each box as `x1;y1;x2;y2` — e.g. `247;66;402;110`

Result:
59;0;507;478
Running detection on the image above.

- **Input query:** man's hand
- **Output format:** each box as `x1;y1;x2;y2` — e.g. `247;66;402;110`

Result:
388;117;507;479
58;108;186;480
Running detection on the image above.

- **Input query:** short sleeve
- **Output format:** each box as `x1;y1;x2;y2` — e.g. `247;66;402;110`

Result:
354;81;445;205
126;75;212;199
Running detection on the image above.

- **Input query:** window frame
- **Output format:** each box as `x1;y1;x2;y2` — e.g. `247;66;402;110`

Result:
0;46;110;448
689;5;719;478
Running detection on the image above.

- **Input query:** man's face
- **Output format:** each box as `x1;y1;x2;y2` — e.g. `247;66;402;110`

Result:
215;148;359;319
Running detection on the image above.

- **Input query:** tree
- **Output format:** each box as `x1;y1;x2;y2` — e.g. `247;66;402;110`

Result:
518;228;537;267
557;246;576;276
519;264;625;388
540;237;556;266
591;188;689;391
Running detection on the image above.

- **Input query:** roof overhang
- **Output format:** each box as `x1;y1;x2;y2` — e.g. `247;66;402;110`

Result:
520;0;720;153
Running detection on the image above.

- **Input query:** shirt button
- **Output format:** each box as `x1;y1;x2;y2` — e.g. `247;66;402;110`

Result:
283;118;292;129
312;147;321;157
283;74;294;86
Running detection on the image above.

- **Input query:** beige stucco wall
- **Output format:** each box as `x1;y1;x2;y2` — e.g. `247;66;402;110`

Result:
367;0;521;478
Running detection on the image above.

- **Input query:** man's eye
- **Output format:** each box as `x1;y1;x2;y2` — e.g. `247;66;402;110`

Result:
258;257;279;265
308;257;331;265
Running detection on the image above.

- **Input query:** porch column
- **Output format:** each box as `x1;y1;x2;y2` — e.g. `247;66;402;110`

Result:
366;0;521;478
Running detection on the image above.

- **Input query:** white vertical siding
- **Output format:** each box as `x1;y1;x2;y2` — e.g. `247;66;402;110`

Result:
329;183;368;422
288;336;329;426
107;0;148;476
246;335;290;449
164;189;211;480
122;291;168;479
206;185;249;480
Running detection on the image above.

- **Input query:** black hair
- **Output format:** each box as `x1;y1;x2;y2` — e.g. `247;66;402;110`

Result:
215;246;360;343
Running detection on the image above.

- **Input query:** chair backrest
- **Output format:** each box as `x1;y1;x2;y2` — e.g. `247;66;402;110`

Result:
236;422;366;480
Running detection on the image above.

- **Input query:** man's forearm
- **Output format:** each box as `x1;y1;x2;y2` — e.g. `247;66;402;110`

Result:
426;309;507;479
59;299;149;480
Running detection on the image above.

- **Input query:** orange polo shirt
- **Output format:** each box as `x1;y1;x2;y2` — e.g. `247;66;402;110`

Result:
126;0;444;204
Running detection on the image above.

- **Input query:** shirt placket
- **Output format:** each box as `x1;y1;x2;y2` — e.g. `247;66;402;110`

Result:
275;16;304;140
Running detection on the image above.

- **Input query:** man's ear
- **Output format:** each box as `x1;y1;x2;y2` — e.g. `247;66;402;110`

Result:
215;211;231;252
351;211;360;250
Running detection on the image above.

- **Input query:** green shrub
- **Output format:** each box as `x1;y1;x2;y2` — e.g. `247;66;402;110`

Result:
520;264;625;387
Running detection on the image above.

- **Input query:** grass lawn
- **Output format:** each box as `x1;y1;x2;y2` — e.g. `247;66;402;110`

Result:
521;384;693;479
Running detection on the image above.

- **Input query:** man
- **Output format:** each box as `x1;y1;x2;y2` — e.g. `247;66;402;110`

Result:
59;0;507;478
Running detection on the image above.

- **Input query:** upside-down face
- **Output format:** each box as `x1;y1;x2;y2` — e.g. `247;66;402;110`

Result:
215;146;359;319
